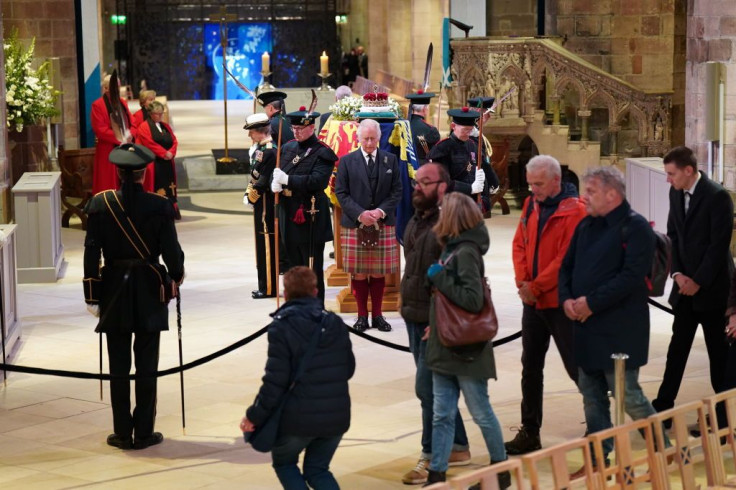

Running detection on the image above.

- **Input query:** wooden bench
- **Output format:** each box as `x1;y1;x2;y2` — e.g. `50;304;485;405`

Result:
59;147;95;229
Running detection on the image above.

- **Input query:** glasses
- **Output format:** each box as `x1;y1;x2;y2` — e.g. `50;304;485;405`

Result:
413;179;443;189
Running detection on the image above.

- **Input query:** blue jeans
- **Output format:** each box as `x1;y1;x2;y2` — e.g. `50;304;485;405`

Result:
406;321;469;459
578;367;670;461
430;372;507;472
271;434;342;490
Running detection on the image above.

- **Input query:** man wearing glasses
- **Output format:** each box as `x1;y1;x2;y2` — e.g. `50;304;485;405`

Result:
399;162;472;484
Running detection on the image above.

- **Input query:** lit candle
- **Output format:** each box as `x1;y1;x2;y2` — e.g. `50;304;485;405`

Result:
320;51;329;75
261;52;270;73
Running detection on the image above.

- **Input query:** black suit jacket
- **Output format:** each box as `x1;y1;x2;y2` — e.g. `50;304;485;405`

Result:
335;148;402;228
668;171;734;311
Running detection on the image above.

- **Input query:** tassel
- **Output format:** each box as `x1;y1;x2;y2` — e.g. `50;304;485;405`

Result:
293;204;306;224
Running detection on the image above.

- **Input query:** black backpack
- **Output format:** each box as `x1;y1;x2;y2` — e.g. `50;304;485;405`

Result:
622;211;672;297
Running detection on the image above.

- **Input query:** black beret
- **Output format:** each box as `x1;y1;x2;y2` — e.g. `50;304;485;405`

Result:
109;144;155;170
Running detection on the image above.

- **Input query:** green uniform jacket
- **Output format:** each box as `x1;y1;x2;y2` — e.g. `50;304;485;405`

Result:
425;222;496;379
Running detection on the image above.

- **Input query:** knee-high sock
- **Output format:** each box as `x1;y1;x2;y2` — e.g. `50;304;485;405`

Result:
369;276;386;317
352;278;369;317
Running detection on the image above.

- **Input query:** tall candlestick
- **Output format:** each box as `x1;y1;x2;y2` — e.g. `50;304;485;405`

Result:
320;51;329;75
261;52;270;73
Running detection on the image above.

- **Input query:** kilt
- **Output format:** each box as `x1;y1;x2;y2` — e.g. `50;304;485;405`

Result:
341;224;399;275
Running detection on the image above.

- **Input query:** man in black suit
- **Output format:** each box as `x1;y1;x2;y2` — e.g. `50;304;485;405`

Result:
653;146;733;418
335;118;402;332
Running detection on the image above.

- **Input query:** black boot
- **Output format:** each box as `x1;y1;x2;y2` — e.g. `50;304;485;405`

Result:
423;470;446;487
497;470;511;489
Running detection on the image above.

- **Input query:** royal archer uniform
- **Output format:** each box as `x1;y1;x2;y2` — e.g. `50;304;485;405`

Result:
278;134;338;303
270;114;294;143
246;139;278;297
410;114;440;164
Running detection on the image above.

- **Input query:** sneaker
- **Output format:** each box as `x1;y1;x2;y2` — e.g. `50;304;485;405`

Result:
504;426;541;455
448;449;471;466
402;458;429;485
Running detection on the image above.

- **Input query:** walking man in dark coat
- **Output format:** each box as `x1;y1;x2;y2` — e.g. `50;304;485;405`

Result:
335;118;402;332
271;107;338;304
83;144;185;450
559;166;666;474
652;146;732;420
243;113;278;299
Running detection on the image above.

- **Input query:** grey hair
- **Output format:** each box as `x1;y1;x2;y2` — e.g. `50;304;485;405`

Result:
335;85;352;100
357;118;381;140
526;155;561;179
583;166;626;197
411;104;428;113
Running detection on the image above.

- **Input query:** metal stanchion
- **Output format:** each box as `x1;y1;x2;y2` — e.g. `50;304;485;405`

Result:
611;353;629;426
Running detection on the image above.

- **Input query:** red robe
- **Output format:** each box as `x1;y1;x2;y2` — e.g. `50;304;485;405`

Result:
91;95;135;194
131;109;147;132
136;120;178;194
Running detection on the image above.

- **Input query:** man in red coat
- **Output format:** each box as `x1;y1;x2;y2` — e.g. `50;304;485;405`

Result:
91;74;135;194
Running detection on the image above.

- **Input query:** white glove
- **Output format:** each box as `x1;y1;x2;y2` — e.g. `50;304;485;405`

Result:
271;181;283;193
471;168;485;194
87;304;100;317
242;193;254;209
272;168;289;185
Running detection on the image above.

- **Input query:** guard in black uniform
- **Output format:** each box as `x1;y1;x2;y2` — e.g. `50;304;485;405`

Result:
428;107;495;212
406;91;440;164
256;90;295;143
271;107;338;304
83;144;185;450
243;113;278;299
467;96;500;197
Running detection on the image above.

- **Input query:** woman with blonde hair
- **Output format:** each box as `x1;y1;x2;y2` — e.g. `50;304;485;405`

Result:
424;192;510;488
132;89;157;131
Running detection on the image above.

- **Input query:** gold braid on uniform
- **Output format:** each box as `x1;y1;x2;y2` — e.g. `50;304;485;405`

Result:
246;182;261;204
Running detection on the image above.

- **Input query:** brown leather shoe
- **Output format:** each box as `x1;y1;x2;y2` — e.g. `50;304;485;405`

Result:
448;449;471;466
402;458;429;485
570;460;610;480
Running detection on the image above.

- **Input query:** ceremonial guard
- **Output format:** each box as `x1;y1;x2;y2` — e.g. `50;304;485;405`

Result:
406;91;440;164
243;113;278;299
83;144;185;450
271;107;338;304
335;119;402;332
428;108;494;212
257;90;295;143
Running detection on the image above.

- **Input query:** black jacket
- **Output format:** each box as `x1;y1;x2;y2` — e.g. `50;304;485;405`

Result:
668;171;734;311
83;184;185;333
559;201;654;370
246;297;355;437
400;206;442;323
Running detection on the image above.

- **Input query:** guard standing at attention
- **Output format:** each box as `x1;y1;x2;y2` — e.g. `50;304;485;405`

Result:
243;113;278;299
428;107;494;212
83;143;185;451
271;107;338;304
256;90;295;143
405;90;440;164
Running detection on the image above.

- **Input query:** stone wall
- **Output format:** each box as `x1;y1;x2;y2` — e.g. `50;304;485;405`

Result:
487;0;537;37
686;0;736;188
2;0;80;151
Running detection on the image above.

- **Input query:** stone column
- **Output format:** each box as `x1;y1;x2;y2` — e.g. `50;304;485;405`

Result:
551;95;561;125
608;125;621;156
578;109;591;141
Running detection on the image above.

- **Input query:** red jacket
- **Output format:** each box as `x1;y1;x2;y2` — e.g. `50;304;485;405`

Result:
90;95;134;194
512;192;586;309
136;120;178;194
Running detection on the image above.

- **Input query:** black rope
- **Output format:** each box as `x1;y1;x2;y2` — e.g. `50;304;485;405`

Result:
648;298;674;315
0;322;524;381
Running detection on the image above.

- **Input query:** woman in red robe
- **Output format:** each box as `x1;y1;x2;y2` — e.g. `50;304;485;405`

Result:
136;101;180;218
131;89;157;132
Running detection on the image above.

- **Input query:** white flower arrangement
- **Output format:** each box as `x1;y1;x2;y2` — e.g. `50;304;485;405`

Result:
329;94;402;121
4;29;59;133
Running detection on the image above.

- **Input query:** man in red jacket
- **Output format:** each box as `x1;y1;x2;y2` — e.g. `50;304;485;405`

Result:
91;74;134;194
505;155;586;454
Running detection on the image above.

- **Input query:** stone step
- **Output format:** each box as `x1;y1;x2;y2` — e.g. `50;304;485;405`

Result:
182;155;249;191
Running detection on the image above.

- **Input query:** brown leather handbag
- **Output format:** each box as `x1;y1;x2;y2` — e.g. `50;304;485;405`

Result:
433;247;499;347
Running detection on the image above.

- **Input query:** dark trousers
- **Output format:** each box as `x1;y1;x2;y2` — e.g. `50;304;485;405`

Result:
724;341;736;391
654;297;729;410
253;197;276;295
106;329;160;439
519;304;578;433
284;240;326;303
406;321;469;458
271;434;342;490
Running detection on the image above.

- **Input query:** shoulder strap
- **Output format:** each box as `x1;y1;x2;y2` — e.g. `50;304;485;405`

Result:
102;190;151;259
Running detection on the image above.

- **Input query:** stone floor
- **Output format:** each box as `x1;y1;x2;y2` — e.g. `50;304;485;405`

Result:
0;100;727;488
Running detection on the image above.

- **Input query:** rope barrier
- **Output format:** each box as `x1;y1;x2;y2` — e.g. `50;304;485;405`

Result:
0;323;523;381
648;298;674;315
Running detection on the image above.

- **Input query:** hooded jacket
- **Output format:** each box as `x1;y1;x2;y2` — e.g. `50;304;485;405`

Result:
246;296;355;437
512;182;587;309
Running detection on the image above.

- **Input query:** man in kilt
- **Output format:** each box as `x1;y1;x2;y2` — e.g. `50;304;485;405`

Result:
335;118;402;332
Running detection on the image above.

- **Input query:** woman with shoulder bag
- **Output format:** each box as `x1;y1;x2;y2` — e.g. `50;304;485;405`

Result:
423;193;510;489
241;267;355;490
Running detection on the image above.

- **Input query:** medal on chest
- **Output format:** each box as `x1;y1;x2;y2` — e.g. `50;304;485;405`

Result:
467;152;476;172
254;150;263;163
292;147;312;165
